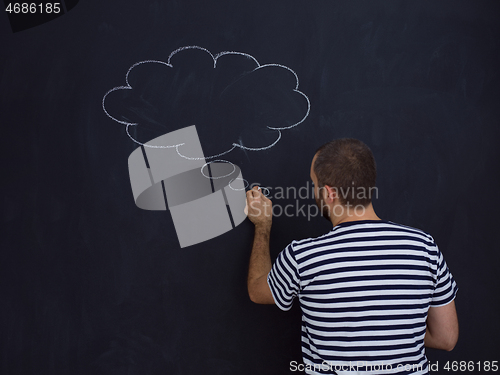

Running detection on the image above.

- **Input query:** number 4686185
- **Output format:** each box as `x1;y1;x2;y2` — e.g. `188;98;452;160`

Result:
5;3;61;14
444;361;498;372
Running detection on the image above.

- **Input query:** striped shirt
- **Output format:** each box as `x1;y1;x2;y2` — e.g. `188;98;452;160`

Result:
267;220;458;375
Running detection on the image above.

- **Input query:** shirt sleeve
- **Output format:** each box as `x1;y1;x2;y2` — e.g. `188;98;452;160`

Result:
430;246;458;307
267;242;301;311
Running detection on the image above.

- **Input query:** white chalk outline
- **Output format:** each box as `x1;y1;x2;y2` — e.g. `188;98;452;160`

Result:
175;143;236;161
200;159;236;180
103;46;311;188
228;177;249;191
102;45;310;157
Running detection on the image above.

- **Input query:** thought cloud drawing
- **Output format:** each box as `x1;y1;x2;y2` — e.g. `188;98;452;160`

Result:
102;45;310;159
102;46;310;247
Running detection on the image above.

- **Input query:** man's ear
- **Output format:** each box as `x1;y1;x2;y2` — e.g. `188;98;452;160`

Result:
323;185;338;203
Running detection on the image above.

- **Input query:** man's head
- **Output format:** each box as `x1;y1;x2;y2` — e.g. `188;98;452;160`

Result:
310;138;377;220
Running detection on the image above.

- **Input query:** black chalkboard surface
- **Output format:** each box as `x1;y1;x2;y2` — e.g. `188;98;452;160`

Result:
1;1;499;374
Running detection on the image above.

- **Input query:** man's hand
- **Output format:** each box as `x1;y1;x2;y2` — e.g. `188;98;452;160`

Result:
246;186;272;228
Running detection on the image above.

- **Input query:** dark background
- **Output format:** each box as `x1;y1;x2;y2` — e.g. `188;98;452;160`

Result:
1;1;499;374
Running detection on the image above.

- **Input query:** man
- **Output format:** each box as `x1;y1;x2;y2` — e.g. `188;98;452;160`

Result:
246;138;458;375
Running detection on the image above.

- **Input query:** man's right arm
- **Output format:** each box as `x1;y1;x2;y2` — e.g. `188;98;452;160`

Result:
424;300;459;351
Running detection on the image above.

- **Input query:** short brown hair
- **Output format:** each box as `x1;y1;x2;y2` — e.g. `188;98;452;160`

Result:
314;138;377;207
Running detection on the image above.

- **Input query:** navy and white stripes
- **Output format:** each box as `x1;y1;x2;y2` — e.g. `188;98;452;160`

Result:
267;220;458;375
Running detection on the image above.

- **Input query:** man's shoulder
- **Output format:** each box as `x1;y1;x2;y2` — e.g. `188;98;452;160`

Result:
289;220;437;253
380;220;436;244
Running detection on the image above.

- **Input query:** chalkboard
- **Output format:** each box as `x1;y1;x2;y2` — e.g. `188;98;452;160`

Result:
1;1;499;374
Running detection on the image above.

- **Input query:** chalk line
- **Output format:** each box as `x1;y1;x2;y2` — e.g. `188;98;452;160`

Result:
267;90;311;131
232;129;282;151
228;177;249;191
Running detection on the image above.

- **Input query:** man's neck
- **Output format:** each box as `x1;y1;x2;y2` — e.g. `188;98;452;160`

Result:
331;203;380;227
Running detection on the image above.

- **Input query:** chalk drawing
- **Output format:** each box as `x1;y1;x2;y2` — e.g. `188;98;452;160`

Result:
103;46;311;190
103;46;310;155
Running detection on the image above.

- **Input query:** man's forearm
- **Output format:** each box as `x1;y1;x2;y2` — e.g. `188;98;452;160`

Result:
424;326;457;351
424;302;459;351
246;187;275;304
424;328;441;349
247;224;272;302
248;224;272;282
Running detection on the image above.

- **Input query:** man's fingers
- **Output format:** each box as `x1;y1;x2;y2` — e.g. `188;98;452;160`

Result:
247;186;263;199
